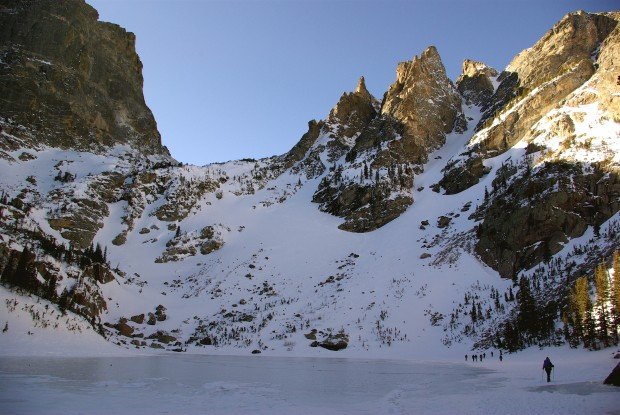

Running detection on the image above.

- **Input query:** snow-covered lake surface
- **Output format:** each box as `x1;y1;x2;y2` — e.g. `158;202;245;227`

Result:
0;354;618;415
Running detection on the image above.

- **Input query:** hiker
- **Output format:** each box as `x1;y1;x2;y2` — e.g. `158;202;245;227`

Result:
543;357;554;382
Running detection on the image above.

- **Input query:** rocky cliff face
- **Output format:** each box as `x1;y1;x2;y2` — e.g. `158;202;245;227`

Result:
439;10;620;278
0;0;169;156
440;11;618;194
380;46;464;163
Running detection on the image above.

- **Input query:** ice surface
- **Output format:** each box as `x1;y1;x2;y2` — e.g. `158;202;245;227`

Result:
0;354;617;415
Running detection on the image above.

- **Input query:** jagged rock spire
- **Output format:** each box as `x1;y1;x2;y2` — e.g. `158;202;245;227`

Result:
327;76;377;139
380;45;463;162
355;76;370;97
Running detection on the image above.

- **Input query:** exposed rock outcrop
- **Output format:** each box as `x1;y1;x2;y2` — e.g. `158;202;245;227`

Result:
440;11;619;195
327;77;378;143
310;47;462;232
475;162;620;278
432;11;620;280
604;362;620;387
0;0;169;155
378;46;464;165
456;59;498;108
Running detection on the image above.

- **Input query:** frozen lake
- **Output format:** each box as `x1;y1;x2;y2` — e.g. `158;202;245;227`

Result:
0;354;617;414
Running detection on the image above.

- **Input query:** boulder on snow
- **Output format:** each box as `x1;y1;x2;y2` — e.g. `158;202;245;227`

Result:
320;339;348;351
155;305;167;321
115;318;134;337
437;216;451;228
318;330;349;351
604;362;620;387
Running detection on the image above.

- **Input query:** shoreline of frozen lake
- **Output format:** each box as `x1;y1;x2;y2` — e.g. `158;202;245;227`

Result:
0;354;618;414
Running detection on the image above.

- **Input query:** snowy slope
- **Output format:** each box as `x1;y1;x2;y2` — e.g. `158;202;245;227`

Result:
1;80;619;362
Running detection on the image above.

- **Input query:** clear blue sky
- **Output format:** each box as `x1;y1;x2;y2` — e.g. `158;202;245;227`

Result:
87;0;617;165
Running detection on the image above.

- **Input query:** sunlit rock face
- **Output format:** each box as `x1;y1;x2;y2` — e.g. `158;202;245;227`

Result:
0;0;169;155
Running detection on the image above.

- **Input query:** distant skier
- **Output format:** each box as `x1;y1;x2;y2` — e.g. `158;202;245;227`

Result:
465;354;468;361
543;357;554;382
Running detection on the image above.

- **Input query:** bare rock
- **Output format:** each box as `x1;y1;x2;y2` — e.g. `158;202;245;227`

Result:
0;0;169;155
604;362;620;387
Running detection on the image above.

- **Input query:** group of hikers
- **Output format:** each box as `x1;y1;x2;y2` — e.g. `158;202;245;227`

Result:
465;350;502;362
465;353;555;382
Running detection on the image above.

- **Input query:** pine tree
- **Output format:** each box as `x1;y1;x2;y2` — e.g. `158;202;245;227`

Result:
58;288;70;313
14;247;38;292
503;321;520;351
572;275;596;348
516;276;537;342
94;243;103;264
568;276;590;347
0;252;17;285
612;250;620;343
44;271;57;300
584;305;597;349
594;264;611;346
470;301;477;323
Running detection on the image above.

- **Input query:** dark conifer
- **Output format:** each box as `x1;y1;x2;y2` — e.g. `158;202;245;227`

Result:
594;264;611;346
612;251;620;342
1;251;17;285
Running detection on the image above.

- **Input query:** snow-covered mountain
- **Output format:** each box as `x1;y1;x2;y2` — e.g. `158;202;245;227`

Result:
1;1;619;358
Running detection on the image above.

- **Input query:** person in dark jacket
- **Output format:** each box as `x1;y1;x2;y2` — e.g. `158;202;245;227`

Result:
543;357;554;382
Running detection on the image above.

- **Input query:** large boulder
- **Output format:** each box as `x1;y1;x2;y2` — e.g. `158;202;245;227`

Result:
604;362;620;387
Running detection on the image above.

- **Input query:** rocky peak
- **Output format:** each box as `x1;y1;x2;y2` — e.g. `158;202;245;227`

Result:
0;0;170;157
379;45;463;164
460;59;498;79
440;11;619;196
326;76;378;144
354;76;371;98
456;59;498;108
505;10;617;88
329;76;377;123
